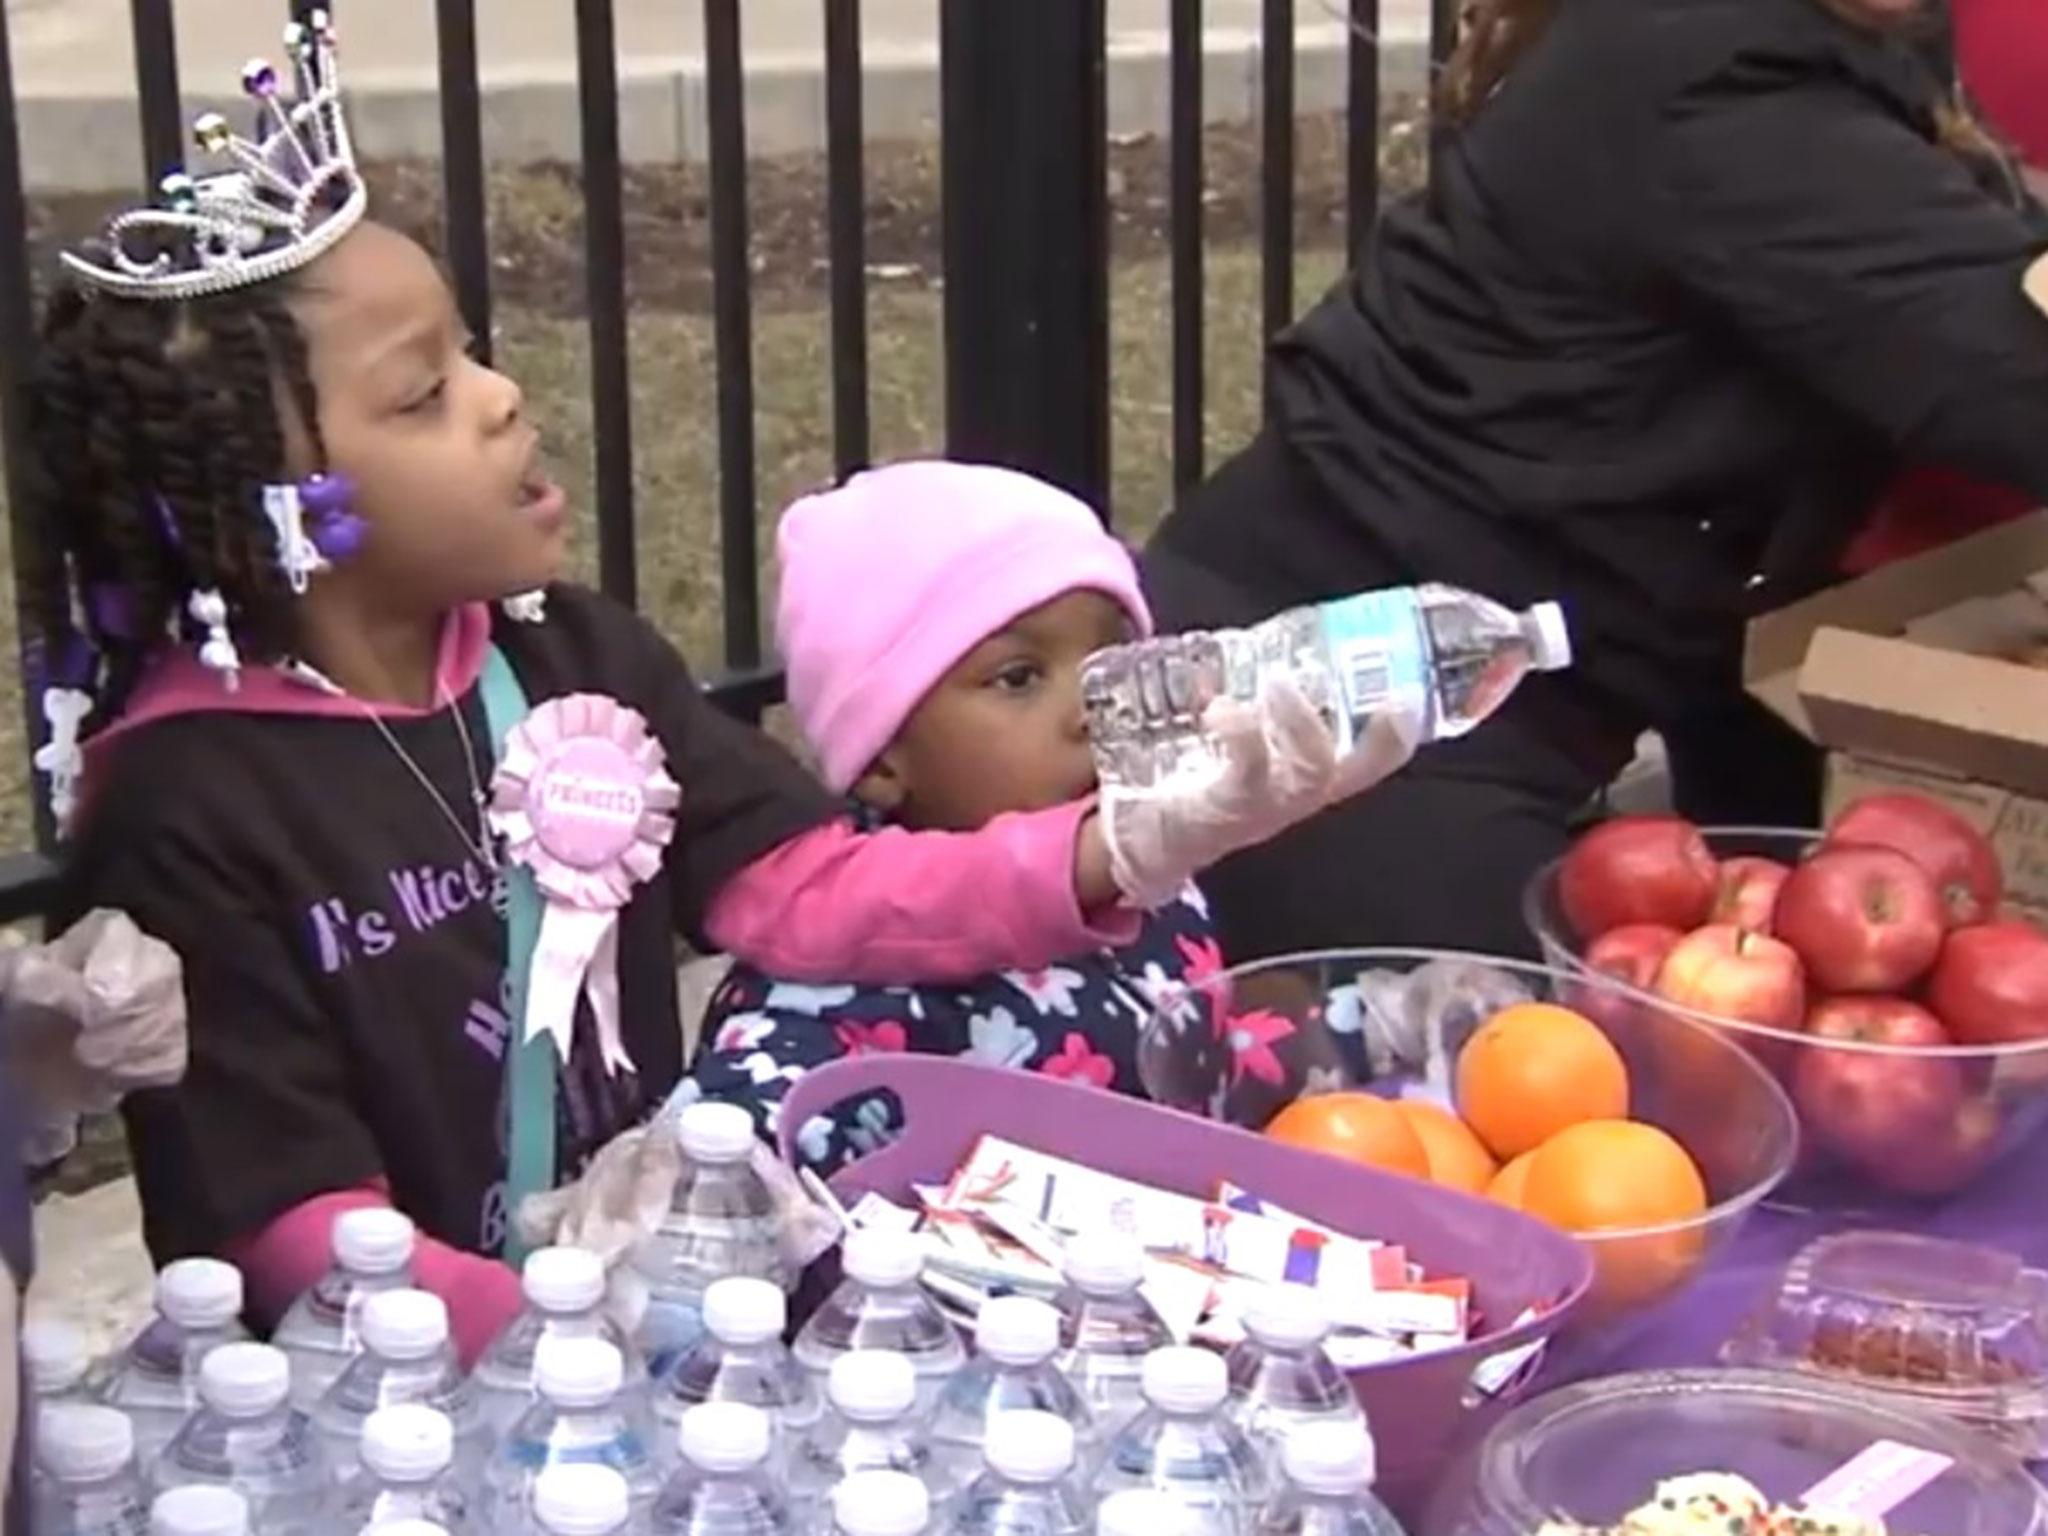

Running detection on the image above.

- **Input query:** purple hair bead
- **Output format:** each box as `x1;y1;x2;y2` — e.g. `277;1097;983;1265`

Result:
298;472;355;516
85;583;138;640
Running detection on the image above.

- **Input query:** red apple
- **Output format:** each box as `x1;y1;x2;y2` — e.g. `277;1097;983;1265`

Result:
1774;846;1945;994
1928;920;2048;1044
1569;923;1683;1034
1794;998;1973;1195
1655;923;1807;1031
1713;857;1792;933
1829;794;2003;929
1884;1099;2002;1197
1559;817;1718;940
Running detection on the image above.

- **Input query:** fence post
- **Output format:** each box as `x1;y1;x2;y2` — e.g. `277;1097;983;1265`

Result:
938;0;1111;517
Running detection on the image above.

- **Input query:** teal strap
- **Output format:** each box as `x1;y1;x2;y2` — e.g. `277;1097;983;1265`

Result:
478;644;555;1268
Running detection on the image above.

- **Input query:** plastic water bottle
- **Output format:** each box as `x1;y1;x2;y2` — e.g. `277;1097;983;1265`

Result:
1092;1349;1261;1536
834;1471;930;1536
35;1404;149;1535
532;1463;633;1536
793;1230;963;1414
1056;1233;1170;1439
26;1318;98;1406
648;1401;793;1536
928;1298;1091;1493
105;1260;250;1465
1253;1422;1404;1536
632;1103;793;1379
485;1338;661;1530
945;1410;1091;1536
792;1351;936;1530
1098;1491;1198;1536
657;1278;821;1466
148;1486;249;1536
328;1404;474;1534
271;1207;417;1411
1224;1289;1364;1497
311;1289;488;1488
152;1342;329;1536
1081;583;1572;789
477;1246;648;1437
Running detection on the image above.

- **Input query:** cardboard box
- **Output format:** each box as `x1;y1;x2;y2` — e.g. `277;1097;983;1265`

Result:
1745;509;2048;922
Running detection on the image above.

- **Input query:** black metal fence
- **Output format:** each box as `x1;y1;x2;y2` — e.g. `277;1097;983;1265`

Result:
0;0;1457;920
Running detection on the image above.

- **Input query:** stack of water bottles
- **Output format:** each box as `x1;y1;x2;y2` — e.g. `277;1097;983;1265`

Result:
28;1101;1406;1536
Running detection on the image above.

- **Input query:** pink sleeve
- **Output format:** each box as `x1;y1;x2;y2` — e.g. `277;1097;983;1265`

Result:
704;798;1139;983
224;1184;524;1369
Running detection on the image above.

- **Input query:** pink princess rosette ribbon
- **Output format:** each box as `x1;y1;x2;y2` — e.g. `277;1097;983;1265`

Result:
489;693;680;1073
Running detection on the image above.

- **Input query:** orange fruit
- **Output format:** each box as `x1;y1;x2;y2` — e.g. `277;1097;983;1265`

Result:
1522;1119;1711;1310
1392;1101;1499;1194
1486;1150;1537;1209
1265;1093;1431;1179
1454;1003;1629;1160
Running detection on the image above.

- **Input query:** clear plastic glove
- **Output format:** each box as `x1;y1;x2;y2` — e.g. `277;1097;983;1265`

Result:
1101;677;1422;909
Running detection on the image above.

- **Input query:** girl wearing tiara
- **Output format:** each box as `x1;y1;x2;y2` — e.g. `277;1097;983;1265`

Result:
26;15;1406;1358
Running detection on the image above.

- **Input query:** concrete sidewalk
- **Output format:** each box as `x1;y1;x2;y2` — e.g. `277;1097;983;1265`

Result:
7;0;1433;189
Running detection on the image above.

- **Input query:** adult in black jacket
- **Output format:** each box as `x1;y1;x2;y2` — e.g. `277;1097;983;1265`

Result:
1146;0;2048;959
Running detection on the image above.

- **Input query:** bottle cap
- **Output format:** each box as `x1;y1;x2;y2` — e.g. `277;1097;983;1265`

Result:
974;1295;1058;1367
828;1349;917;1422
984;1409;1075;1483
1141;1347;1226;1414
361;1403;454;1481
1097;1490;1198;1536
333;1208;416;1275
198;1342;290;1417
1063;1230;1145;1295
151;1485;251;1536
523;1246;605;1314
833;1469;930;1536
156;1258;243;1330
1243;1285;1330;1351
703;1276;785;1345
535;1337;625;1408
1281;1418;1375;1496
1527;601;1572;673
23;1317;90;1396
679;1400;772;1473
676;1101;755;1164
841;1227;922;1289
37;1404;134;1482
532;1463;631;1536
360;1289;449;1361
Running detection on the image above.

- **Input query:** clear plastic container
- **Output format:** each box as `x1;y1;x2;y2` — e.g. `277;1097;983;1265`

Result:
1091;1348;1262;1536
148;1486;248;1536
26;1317;98;1405
1460;1367;2048;1536
793;1349;938;1530
1722;1230;2048;1459
1224;1288;1365;1498
1098;1490;1198;1536
835;1470;932;1536
476;1245;647;1438
944;1409;1092;1536
632;1103;794;1379
928;1297;1092;1493
105;1260;250;1466
36;1404;149;1536
794;1228;964;1416
485;1337;662;1531
1253;1422;1404;1536
658;1277;823;1468
1057;1232;1170;1441
329;1403;474;1534
271;1207;417;1411
151;1342;329;1536
648;1401;795;1536
310;1288;489;1488
531;1463;634;1536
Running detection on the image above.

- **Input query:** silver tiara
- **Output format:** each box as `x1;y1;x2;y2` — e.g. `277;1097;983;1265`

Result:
60;10;365;302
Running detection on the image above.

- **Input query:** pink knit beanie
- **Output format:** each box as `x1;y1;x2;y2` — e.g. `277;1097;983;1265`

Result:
777;460;1152;793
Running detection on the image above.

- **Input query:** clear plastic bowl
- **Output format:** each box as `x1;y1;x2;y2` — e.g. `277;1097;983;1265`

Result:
1447;1367;2048;1536
1724;1230;2048;1459
1144;949;1798;1331
1525;827;2048;1211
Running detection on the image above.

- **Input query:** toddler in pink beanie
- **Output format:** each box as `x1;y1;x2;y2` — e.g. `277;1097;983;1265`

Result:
682;460;1398;1171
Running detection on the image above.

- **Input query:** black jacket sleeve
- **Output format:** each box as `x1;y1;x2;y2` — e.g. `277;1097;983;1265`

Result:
1656;69;2048;499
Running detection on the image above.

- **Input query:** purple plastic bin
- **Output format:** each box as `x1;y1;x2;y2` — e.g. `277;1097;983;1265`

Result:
775;1054;1593;1512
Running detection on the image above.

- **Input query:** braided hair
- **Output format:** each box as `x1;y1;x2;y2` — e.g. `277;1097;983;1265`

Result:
20;276;321;718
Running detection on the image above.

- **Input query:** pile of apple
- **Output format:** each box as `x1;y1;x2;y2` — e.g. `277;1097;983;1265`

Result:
1560;793;2048;1197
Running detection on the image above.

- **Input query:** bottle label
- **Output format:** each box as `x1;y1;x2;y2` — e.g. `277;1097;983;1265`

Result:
1318;590;1429;750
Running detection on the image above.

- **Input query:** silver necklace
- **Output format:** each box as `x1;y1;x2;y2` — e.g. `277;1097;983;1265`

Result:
359;678;501;871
